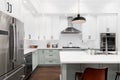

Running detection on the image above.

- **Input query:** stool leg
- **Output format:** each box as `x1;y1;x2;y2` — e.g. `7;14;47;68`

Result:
75;73;77;80
115;74;118;80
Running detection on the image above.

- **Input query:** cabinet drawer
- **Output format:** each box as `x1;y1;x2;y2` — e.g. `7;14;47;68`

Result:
44;54;59;59
45;59;60;64
44;50;59;54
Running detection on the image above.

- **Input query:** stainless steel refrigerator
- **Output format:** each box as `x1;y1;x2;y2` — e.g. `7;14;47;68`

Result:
0;11;25;80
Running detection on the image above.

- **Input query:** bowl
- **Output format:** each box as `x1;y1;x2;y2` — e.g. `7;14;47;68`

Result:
29;45;38;48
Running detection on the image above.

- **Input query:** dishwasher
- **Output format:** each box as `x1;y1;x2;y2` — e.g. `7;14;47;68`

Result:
24;52;32;79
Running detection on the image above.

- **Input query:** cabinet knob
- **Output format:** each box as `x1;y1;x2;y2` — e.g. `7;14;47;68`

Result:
49;50;53;52
49;60;53;63
49;55;53;56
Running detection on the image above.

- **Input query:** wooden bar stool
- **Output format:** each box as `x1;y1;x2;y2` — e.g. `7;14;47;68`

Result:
75;67;108;80
115;64;120;80
115;72;120;80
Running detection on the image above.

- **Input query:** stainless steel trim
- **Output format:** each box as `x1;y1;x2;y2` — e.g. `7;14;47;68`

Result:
16;23;18;63
61;27;80;34
20;75;25;80
3;65;24;80
24;58;26;64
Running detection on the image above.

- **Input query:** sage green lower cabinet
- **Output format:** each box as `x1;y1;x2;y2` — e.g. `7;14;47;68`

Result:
99;64;118;80
38;49;60;65
32;51;38;70
80;64;118;80
38;50;45;64
66;64;118;80
80;64;100;72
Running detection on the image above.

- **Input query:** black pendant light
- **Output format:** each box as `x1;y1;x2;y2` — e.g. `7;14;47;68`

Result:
72;0;86;24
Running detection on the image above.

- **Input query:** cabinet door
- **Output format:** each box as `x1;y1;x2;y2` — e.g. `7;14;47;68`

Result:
100;64;118;80
82;15;98;48
44;50;59;54
83;15;97;40
98;14;117;33
34;18;40;40
5;0;21;19
44;50;60;64
0;0;5;11
39;16;48;40
106;15;117;33
39;15;65;40
24;13;35;40
97;15;107;33
38;50;45;65
32;51;38;70
52;16;60;40
80;64;99;72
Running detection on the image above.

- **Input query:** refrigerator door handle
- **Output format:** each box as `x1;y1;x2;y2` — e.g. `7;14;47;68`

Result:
12;24;17;62
9;24;14;61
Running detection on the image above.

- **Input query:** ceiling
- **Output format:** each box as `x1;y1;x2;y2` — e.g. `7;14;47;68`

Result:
23;0;120;16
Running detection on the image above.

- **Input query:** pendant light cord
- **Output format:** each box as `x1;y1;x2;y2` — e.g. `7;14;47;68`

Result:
78;0;80;14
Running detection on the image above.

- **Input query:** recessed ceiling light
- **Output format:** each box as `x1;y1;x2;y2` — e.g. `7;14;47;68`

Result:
23;0;27;4
31;10;36;14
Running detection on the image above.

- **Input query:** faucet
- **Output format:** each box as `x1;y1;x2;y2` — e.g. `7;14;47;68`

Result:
105;37;108;55
68;42;73;47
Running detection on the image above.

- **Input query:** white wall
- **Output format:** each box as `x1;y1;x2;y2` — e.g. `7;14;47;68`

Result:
59;34;82;48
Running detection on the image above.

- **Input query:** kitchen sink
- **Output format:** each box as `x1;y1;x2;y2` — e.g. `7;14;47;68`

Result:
94;51;117;55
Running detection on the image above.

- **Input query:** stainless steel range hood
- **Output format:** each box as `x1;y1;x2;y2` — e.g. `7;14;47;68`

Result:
61;27;81;34
61;17;81;34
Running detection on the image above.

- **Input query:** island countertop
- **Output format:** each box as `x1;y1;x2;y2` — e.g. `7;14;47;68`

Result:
60;51;120;64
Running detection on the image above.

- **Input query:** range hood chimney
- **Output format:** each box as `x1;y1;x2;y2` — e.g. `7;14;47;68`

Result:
61;16;81;34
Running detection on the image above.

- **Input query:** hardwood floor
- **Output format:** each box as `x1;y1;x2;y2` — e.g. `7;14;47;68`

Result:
26;66;60;80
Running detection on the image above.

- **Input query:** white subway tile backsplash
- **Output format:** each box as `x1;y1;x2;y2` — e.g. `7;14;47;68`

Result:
24;40;59;49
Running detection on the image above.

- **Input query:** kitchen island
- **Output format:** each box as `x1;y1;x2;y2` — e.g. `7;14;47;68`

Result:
60;51;120;80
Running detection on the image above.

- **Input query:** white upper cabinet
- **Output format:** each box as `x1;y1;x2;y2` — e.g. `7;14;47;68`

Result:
24;13;36;40
38;16;46;40
38;15;50;40
51;16;61;40
38;15;61;40
97;14;117;33
3;0;22;19
0;0;5;12
81;15;98;48
82;15;97;41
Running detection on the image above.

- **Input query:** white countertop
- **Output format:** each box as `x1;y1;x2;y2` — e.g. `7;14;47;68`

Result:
24;48;62;54
24;48;38;55
60;51;120;64
24;48;120;64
